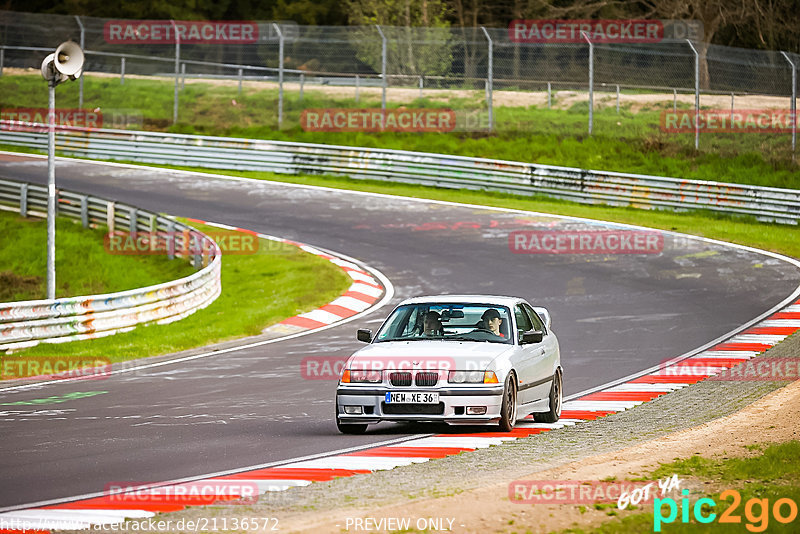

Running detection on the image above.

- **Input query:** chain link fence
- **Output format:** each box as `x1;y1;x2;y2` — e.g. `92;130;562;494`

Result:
0;10;797;160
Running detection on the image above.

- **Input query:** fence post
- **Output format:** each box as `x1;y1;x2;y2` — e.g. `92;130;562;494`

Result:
20;183;27;217
129;207;138;236
419;75;423;99
0;47;4;77
481;27;493;132
730;92;734;123
616;85;620;114
375;25;387;112
673;89;677;112
273;23;284;128
547;82;551;109
238;68;243;95
687;39;700;150
80;195;88;228
120;57;125;85
107;202;115;235
180;63;186;90
166;220;175;260
582;32;593;135
299;73;304;101
75;16;85;108
355;74;360;103
781;52;797;160
171;20;180;125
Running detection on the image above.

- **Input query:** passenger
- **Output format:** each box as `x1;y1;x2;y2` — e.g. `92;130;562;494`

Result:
422;311;444;336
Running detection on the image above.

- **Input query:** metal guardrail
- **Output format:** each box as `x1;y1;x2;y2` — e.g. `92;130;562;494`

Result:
0;177;222;351
0;123;798;224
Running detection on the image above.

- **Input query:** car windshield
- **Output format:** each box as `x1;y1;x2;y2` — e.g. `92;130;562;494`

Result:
374;303;513;344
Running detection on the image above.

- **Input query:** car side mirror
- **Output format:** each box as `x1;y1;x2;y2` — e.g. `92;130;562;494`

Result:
357;329;372;343
521;329;544;344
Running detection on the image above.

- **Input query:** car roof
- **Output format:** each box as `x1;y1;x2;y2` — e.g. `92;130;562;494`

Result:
396;295;525;307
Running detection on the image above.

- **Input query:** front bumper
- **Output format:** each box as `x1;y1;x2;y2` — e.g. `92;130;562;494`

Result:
336;385;505;425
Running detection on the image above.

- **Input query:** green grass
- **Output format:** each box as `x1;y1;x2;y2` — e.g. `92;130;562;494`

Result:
1;73;797;189
12;219;352;363
0;210;194;301
561;441;800;533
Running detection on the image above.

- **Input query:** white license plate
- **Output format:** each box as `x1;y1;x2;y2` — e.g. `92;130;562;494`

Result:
385;392;440;404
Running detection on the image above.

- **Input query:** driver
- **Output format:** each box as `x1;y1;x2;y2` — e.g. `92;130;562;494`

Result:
476;308;504;338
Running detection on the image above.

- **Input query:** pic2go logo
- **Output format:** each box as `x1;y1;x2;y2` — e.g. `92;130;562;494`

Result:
654;489;798;532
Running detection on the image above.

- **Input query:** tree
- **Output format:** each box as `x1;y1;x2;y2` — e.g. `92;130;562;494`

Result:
345;0;453;78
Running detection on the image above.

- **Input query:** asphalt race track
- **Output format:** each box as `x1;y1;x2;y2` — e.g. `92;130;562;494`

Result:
1;154;799;509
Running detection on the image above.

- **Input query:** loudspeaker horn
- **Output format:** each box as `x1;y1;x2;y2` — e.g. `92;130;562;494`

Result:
54;41;84;79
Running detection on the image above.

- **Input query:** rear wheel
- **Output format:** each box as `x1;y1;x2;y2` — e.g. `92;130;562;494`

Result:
534;369;562;423
498;373;518;432
336;402;368;434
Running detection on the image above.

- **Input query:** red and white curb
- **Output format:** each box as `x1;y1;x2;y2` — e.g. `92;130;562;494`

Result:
3;300;797;533
185;219;387;333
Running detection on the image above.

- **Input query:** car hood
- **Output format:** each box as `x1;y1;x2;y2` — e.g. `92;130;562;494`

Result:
347;340;513;372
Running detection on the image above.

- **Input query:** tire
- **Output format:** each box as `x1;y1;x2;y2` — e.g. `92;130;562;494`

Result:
534;369;562;423
498;373;518;432
335;402;368;434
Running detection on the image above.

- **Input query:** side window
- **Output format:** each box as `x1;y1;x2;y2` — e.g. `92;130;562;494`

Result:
514;305;532;337
522;303;546;334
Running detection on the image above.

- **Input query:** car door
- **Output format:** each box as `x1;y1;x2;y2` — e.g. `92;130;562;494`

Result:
523;302;559;399
513;304;551;405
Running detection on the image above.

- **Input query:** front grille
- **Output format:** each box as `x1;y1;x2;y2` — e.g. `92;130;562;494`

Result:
389;372;412;386
415;371;438;386
382;402;445;415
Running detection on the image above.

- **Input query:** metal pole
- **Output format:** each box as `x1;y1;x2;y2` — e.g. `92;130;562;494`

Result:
687;39;699;150
299;73;304;101
616;84;620;114
419;76;423;99
547;82;551;109
273;23;284;128
376;25;387;112
481;27;493;132
180;62;186;90
781;52;797;158
238;68;243;95
120;57;125;84
355;74;360;103
75;16;84;108
171;20;180;125
582;32;593;135
0;47;4;77
47;82;56;300
730;92;734;124
673;89;677;112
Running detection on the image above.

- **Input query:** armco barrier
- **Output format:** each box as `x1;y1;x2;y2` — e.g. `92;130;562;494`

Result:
0;178;222;351
0;123;799;224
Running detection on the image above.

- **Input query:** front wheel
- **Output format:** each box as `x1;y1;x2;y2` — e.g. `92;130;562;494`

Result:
498;373;518;432
336;402;368;434
533;369;562;423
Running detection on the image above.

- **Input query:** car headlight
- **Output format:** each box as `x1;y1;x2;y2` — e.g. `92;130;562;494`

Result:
341;369;382;383
448;370;485;384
